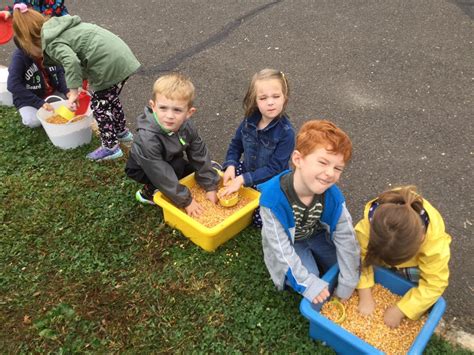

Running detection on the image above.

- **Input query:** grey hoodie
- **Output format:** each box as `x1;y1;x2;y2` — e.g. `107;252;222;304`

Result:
130;107;220;208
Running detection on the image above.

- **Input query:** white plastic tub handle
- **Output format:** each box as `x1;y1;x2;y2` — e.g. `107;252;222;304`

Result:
45;95;65;103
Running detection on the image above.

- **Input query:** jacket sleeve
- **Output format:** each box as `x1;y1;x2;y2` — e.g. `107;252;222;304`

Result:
261;206;329;302
242;125;295;187
186;124;220;192
332;203;361;299
44;42;83;90
355;216;375;289
223;121;245;169
397;230;451;320
7;52;44;109
133;132;192;208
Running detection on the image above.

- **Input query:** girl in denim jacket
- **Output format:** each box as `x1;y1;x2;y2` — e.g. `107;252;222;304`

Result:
220;68;295;227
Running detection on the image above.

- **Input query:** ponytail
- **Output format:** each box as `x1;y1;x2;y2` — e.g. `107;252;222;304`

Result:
12;8;46;58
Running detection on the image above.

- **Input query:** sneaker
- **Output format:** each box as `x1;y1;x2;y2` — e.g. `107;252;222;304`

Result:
117;129;133;143
135;184;156;205
86;145;123;161
211;160;223;171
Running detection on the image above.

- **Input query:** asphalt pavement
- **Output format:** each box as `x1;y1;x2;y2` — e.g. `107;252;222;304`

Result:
1;0;472;337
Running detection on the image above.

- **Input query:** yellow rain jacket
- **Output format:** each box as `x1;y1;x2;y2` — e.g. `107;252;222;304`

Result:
356;197;451;320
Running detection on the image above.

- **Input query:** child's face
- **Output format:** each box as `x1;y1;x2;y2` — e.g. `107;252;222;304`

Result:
149;94;195;132
255;78;285;121
292;147;345;196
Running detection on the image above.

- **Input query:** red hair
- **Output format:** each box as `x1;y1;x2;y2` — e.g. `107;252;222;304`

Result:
296;120;352;162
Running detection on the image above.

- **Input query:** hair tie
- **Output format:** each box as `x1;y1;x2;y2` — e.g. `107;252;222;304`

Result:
280;71;285;80
13;3;29;13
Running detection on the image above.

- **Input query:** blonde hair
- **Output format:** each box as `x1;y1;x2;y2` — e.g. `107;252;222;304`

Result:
365;186;425;267
243;68;289;117
152;73;195;107
296;120;352;163
12;8;46;58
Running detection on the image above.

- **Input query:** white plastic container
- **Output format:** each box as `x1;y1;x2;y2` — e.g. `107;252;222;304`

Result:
0;66;13;106
37;98;94;150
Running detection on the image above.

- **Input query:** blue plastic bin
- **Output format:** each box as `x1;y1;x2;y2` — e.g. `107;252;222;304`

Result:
300;265;446;354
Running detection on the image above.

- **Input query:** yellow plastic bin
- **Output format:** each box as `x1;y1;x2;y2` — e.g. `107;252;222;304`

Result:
153;173;260;251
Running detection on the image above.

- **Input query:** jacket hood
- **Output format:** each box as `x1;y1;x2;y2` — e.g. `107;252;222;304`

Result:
41;15;82;49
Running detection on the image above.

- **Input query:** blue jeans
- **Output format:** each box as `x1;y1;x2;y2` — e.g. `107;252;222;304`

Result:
293;230;337;278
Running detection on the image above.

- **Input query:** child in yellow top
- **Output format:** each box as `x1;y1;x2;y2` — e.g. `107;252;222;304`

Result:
356;186;451;328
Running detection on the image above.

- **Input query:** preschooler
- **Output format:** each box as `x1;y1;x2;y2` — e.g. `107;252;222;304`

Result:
220;68;295;226
12;8;140;160
259;120;360;304
125;73;220;217
356;186;451;328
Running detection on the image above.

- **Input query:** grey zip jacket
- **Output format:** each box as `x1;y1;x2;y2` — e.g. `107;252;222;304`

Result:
130;106;220;208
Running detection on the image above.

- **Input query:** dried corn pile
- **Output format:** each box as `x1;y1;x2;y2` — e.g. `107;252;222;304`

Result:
189;185;252;228
46;114;86;124
321;284;427;354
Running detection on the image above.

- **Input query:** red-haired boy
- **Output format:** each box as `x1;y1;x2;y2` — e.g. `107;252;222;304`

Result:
259;120;360;304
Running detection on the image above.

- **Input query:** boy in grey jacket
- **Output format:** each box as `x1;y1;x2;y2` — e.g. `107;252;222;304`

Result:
259;120;360;305
125;73;219;217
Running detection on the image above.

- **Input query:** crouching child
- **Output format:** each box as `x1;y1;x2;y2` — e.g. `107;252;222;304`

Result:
259;120;360;304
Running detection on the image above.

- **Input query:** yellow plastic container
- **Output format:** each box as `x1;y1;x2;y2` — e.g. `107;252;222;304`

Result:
153;173;260;252
54;105;75;121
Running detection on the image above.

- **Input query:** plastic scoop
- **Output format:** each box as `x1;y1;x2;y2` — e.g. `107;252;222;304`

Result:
328;298;346;324
54;105;75;121
217;186;239;207
74;91;91;116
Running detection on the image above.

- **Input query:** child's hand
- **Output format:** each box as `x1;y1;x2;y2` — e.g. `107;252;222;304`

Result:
42;102;54;111
206;190;218;204
223;166;236;186
357;288;375;315
221;175;244;196
384;305;404;328
66;89;79;111
312;287;330;304
185;199;203;218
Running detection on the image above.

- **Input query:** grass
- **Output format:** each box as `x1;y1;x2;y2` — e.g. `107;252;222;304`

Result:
0;105;471;353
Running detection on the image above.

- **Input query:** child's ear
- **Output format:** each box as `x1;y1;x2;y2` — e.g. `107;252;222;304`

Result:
291;150;302;168
148;99;155;109
186;106;196;118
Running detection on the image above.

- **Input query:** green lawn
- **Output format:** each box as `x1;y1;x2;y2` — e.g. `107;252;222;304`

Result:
0;106;471;353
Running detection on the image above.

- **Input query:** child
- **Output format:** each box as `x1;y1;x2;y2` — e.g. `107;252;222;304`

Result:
1;0;68;18
12;8;140;161
259;120;360;305
125;73;220;217
220;68;295;227
356;186;451;328
7;42;69;128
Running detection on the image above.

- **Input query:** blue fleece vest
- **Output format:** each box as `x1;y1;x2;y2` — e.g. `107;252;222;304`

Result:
259;170;345;240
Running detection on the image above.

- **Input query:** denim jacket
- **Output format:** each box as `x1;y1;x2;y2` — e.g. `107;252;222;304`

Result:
223;112;295;187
